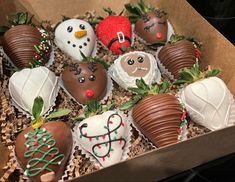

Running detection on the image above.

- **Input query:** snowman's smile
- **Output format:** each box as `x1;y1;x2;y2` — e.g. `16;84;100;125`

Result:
67;37;91;50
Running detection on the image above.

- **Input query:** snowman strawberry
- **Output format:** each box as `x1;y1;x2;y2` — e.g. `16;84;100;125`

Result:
75;101;131;167
15;97;72;182
96;8;132;55
9;66;59;117
174;63;235;131
55;19;96;61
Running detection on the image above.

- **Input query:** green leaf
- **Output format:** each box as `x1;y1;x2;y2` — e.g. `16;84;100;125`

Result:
159;81;170;94
85;100;102;115
98;60;110;70
150;85;159;94
178;70;194;82
128;15;140;24
136;78;150;90
18;12;28;24
124;3;143;16
0;26;9;36
205;69;221;78
173;79;188;85
169;34;185;44
128;87;147;95
103;7;115;16
80;50;88;61
120;95;142;110
32;96;44;120
62;15;71;21
46;108;72;120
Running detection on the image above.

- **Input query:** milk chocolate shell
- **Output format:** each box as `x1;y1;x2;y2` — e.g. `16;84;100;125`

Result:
109;51;161;90
158;40;197;79
15;121;72;182
62;62;108;104
135;10;168;45
132;94;182;147
3;25;51;68
55;19;96;61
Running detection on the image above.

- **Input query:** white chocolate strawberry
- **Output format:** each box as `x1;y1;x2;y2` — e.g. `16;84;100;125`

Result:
9;67;59;117
175;64;235;131
76;110;130;167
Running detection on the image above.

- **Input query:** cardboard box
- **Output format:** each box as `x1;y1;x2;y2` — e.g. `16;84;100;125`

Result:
1;0;235;181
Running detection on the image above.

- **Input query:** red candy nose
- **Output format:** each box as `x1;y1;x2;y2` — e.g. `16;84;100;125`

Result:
86;89;94;98
156;32;163;39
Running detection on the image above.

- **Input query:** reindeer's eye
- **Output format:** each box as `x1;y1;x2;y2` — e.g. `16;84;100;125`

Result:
67;26;73;33
78;77;85;83
89;75;96;81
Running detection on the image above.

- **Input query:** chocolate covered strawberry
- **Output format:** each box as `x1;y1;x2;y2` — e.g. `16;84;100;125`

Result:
174;63;235;131
158;34;202;79
96;8;132;55
125;0;168;46
120;79;185;147
74;101;131;167
1;12;52;68
15;97;72;182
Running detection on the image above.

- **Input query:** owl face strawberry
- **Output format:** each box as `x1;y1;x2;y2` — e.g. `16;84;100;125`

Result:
55;19;96;61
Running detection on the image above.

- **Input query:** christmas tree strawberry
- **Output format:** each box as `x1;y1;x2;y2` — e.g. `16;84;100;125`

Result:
15;97;72;182
120;79;186;147
1;12;52;68
158;34;202;79
75;100;131;167
125;0;168;46
96;8;132;55
174;63;235;131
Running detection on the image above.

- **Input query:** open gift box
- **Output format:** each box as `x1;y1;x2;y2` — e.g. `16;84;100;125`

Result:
0;0;235;181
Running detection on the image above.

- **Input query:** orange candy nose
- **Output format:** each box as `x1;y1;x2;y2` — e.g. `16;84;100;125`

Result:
156;32;163;39
74;30;87;38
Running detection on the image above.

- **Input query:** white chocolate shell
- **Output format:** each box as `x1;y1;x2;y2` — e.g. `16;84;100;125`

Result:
9;66;59;117
179;77;235;131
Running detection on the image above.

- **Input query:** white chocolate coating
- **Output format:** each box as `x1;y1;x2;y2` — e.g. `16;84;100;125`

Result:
180;77;234;131
55;19;96;61
76;111;129;167
109;51;161;90
9;67;59;117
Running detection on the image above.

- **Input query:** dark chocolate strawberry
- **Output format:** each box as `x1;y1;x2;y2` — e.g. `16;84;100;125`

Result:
15;97;72;182
62;61;108;105
96;9;132;55
121;79;185;147
125;0;168;46
158;34;201;79
1;12;51;68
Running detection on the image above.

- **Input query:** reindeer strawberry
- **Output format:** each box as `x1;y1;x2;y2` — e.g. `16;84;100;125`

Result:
74;100;131;167
1;12;52;68
15;97;72;182
174;63;235;131
158;34;202;79
120;79;186;147
125;0;170;47
95;8;132;55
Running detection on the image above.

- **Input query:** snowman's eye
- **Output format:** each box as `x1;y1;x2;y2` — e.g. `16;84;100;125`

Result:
79;24;85;30
138;56;144;63
78;77;85;83
127;59;135;65
89;75;96;81
67;26;73;33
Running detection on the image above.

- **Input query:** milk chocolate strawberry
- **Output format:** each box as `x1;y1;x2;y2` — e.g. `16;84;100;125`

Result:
174;63;235;131
1;12;52;68
15;97;72;182
96;8;132;55
158;34;201;79
62;56;108;105
125;0;168;46
121;79;185;147
74;101;130;167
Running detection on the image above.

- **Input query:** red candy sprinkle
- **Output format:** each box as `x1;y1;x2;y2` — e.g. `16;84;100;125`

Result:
156;32;163;39
86;89;94;98
34;142;39;146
